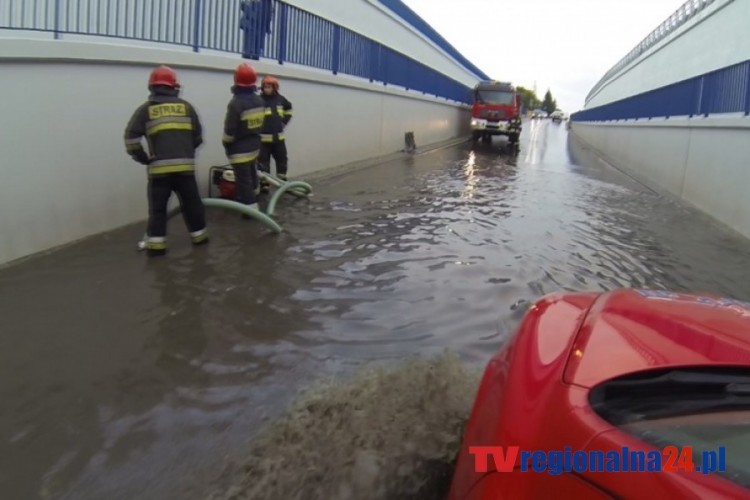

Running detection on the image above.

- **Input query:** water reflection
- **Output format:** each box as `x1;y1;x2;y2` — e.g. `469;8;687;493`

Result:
148;257;210;380
461;151;478;201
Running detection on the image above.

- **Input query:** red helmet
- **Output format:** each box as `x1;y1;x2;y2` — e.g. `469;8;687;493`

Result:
234;63;257;87
261;75;279;91
149;65;178;87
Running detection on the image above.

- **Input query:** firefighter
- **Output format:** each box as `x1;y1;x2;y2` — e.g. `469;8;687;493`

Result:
124;65;208;257
222;63;264;210
258;75;293;193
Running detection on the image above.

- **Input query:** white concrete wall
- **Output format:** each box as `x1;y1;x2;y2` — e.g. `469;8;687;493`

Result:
571;118;750;239
586;0;748;108
0;39;470;267
282;0;485;86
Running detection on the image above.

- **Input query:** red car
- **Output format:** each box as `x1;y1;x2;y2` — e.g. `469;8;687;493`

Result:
448;288;750;499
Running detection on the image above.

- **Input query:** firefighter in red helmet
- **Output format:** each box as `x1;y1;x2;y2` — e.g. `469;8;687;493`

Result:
124;65;208;257
221;63;264;210
258;75;293;193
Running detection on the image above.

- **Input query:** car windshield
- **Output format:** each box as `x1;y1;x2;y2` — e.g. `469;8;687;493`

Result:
621;412;750;486
590;367;750;488
475;90;514;105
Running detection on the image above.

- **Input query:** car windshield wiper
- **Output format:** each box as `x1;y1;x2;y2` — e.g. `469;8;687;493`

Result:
590;368;750;424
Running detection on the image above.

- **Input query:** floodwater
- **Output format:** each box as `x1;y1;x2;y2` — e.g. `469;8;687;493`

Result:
2;119;750;500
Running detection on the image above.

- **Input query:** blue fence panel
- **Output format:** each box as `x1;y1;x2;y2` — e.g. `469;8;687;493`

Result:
337;27;370;80
286;7;334;71
0;0;54;33
701;62;747;115
39;0;199;47
571;59;750;122
199;0;243;54
0;0;476;104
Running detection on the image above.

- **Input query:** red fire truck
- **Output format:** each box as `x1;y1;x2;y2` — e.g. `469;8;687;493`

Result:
470;80;523;146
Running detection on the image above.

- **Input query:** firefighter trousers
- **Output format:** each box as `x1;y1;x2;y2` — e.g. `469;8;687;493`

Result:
258;140;288;178
232;160;258;205
147;173;207;254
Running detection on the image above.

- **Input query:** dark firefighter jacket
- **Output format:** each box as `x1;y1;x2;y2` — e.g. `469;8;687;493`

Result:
222;86;265;165
260;93;293;143
124;86;203;176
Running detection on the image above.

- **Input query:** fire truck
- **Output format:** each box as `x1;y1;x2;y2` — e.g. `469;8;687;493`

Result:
470;80;523;146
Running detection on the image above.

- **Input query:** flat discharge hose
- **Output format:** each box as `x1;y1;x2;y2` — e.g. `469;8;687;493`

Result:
196;198;283;233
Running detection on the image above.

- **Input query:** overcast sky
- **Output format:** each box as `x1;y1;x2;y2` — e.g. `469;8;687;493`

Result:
401;0;687;113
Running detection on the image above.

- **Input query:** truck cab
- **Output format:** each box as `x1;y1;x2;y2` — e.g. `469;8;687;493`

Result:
470;80;522;146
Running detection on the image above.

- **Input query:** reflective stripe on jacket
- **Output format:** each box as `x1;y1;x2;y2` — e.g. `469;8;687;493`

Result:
260;93;292;142
124;87;203;176
222;86;264;164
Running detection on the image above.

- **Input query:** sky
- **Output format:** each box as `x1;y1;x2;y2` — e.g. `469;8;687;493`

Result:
400;0;687;113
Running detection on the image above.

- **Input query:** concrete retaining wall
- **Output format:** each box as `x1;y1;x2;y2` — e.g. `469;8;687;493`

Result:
0;39;470;266
571;117;750;239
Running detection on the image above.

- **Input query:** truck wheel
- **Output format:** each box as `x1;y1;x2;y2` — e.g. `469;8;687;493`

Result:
471;131;481;144
509;133;519;144
482;134;492;144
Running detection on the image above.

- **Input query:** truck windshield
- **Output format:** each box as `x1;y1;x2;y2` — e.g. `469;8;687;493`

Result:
475;90;514;105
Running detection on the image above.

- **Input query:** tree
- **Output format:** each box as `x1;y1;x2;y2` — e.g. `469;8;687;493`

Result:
542;89;557;114
516;86;541;113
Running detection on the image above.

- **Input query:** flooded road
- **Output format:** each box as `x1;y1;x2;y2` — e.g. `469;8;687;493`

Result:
2;119;750;499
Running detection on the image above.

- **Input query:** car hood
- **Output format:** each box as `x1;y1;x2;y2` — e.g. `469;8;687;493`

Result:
563;288;750;388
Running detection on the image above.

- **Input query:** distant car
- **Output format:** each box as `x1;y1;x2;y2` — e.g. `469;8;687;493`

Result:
550;110;565;123
531;109;547;119
448;288;750;499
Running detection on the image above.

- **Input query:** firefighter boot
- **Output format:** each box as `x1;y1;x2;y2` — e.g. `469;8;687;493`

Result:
145;237;167;257
191;229;209;247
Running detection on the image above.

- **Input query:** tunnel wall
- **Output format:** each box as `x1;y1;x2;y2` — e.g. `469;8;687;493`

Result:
0;0;492;267
572;118;750;239
0;39;471;267
583;0;745;109
571;0;750;240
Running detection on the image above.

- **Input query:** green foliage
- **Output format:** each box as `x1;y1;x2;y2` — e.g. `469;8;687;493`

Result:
516;86;541;111
542;89;558;114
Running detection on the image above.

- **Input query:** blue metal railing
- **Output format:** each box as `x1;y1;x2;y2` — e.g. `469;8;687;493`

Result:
0;0;476;104
586;0;727;105
570;59;750;122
